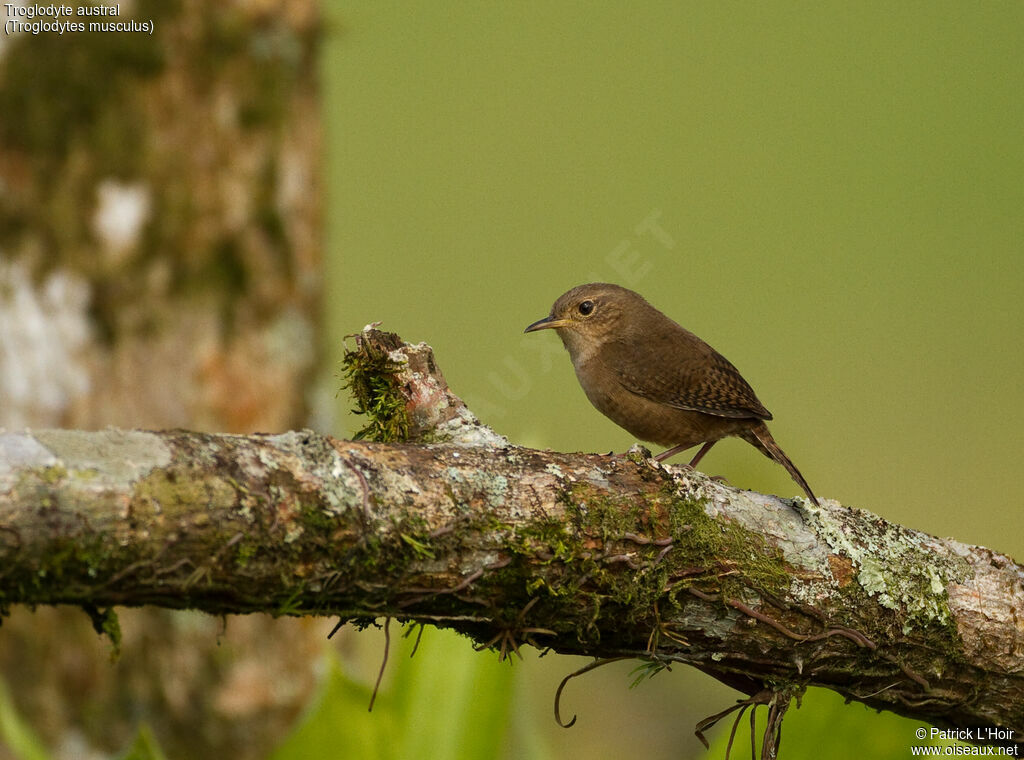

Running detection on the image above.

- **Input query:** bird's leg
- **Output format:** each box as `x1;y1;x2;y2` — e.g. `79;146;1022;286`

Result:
654;442;695;463
687;441;716;468
687;442;729;483
654;441;716;465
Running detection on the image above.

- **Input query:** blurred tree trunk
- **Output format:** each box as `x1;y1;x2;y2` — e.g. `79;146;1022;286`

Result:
0;2;325;758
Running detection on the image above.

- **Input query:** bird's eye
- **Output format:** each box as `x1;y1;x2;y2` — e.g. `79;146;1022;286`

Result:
578;300;594;316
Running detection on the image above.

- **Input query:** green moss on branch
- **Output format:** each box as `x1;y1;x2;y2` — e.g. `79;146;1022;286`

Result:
340;331;411;442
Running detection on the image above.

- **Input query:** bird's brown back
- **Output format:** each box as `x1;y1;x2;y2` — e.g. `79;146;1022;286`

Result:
599;301;772;421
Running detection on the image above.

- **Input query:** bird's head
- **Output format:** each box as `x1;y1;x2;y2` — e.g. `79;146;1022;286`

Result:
524;283;645;360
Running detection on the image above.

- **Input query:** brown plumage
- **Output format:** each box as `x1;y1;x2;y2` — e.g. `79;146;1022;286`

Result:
525;283;819;506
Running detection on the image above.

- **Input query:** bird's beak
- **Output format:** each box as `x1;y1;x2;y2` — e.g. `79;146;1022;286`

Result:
524;315;570;333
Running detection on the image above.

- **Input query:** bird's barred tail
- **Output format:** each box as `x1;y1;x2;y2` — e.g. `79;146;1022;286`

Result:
741;422;819;507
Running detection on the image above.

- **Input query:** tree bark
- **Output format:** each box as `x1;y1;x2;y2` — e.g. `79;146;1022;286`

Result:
1;329;1021;751
0;4;324;756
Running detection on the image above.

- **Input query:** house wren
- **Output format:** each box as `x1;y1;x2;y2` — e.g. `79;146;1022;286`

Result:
525;283;819;506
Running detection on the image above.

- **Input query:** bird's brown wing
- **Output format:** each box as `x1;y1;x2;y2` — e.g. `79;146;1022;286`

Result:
603;332;772;420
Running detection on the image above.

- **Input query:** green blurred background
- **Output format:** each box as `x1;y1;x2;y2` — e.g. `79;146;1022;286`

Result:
319;2;1022;758
2;2;1018;758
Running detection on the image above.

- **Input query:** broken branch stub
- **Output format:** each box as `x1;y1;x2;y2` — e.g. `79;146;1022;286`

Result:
341;325;508;446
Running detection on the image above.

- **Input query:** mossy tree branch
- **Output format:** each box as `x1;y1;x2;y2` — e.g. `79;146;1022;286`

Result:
0;328;1021;752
